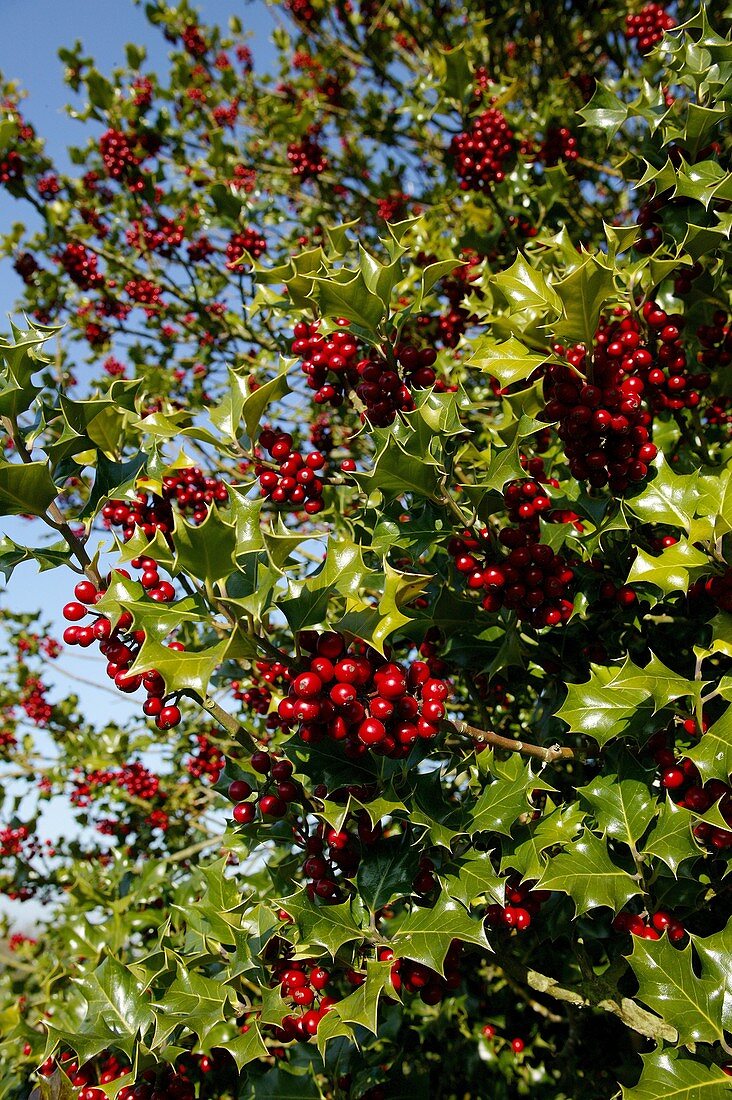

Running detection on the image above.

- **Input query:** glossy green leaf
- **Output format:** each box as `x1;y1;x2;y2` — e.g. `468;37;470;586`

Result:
629;937;724;1045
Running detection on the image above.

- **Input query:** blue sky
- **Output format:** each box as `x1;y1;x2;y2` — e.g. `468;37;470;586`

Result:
0;0;279;924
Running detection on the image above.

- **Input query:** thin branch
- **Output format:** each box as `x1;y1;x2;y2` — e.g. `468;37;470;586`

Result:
451;718;579;763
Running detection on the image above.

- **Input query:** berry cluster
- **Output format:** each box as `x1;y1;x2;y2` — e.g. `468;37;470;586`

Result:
287;135;328;179
182;24;207;56
355;342;438;426
226;228;267;268
297;811;377;901
233;658;293;714
185;734;224;783
546;312;657;492
647;727;732;850
70;762;161;807
640;301;710;412
58;243;105;290
292;318;359;407
62;573;183;732
256;429;327;514
277;631;452;758
689;567;732;613
484;878;550;932
102;466;228;541
625;3;676;54
613;909;686;942
269;958;337;1040
448;527;574;628
451;108;516;191
229;752;300;825
0;150;24;185
539;125;579;167
19;676;52;724
380;942;462;1005
99;128;141;180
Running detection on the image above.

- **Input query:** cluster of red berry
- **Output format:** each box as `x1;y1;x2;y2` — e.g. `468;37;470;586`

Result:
0;150;24;185
538;125;579;167
256;428;327;513
287;135;328;179
647;725;732;850
99;128;141;180
124;278;164;310
355;342;439;426
70;761;162;807
297;811;378;902
285;0;321;27
19;675;53;725
379;942;462;1005
182;23;207;57
229;751;300;825
0;824;32;858
102;466;228;541
234;658;293;715
186;733;224;783
697;310;731;376
226;228;267;267
269;958;338;1040
546;312;658;492
640;301;711;412
276;631;452;757
625;3;676;54
613;909;686;941
449;526;574;628
62;574;183;731
451;107;516;190
58;243;105;290
292;318;359;407
484;878;550;932
689;567;732;613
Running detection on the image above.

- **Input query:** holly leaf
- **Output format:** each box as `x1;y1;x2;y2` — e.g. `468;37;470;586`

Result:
357;835;419;911
552;254;618;348
54;955;153;1063
227;1022;269;1070
578;753;656;848
628;937;724;1045
626;456;699;531
0;460;57;516
278;891;366;956
642;795;701;875
467;336;549;389
693;924;732;1031
173;508;237;585
578;82;629;142
470;756;534;836
555;664;652;746
686;705;732;783
315;960;393;1055
129;635;231;695
442;850;505;907
152;966;231;1046
502;802;587;879
628;540;710;595
392;895;490;973
623;1049;732;1100
537;830;640;915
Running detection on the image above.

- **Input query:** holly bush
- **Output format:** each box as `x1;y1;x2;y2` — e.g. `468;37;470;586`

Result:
0;1;731;1097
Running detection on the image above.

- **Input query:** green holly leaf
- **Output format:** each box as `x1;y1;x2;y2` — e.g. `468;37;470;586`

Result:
492;254;561;316
314;271;385;335
440;42;472;103
129;635;231;695
687;705;732;783
315;959;393;1055
357;835;419;911
227;1022;269;1070
537;830;640;915
642;795;701;875
392;895;490;973
470;755;534;836
578;753;656;847
552;254;618;348
442;850;505;907
467;336;549;389
0;460;57;516
54;955;153;1063
555;664;652;746
152;966;231;1046
354;436;441;500
278;890;366;956
628;540;710;595
623;1049;732;1100
626;456;699;531
629;937;724;1045
502;802;587;879
173;508;237;585
693;924;732;1031
578;82;629;142
280;538;369;632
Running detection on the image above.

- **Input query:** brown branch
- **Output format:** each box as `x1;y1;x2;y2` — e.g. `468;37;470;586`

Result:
451;719;579;763
501;959;677;1044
